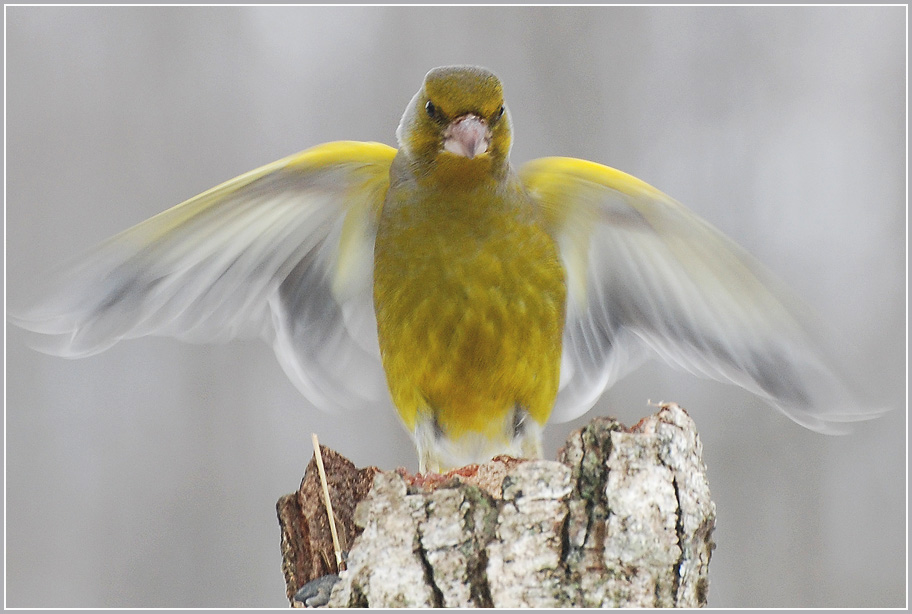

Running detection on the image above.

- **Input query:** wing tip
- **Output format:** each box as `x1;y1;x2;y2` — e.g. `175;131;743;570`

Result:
773;399;895;435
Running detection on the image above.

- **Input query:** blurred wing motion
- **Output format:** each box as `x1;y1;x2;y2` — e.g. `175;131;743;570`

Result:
522;157;878;433
11;141;397;412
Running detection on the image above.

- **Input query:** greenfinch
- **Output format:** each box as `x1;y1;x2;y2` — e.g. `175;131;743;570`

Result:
12;65;877;472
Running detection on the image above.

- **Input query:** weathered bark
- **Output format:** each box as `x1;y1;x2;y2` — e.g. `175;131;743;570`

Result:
277;402;716;608
276;446;380;604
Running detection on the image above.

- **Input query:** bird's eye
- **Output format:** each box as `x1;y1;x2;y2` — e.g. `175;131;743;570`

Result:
493;105;505;122
425;100;438;118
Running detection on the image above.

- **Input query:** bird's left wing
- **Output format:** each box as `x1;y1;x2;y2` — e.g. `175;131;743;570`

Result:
11;141;397;412
521;156;877;432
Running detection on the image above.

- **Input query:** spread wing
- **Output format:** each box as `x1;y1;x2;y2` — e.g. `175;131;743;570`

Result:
11;141;397;412
521;156;879;432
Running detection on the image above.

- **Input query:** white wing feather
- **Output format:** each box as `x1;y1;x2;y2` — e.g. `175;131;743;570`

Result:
522;157;882;432
11;142;396;412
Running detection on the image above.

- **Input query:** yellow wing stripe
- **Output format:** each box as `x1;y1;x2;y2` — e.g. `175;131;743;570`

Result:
285;140;397;172
521;156;669;203
128;141;396;243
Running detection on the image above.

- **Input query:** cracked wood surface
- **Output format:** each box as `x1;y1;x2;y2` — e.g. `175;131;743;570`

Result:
277;403;716;607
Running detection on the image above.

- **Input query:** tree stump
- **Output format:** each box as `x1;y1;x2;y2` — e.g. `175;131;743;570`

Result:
277;402;716;607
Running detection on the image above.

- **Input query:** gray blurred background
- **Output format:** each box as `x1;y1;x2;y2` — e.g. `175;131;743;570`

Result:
5;6;905;608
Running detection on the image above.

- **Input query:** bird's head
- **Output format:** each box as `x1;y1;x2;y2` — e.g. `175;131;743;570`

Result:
396;66;513;181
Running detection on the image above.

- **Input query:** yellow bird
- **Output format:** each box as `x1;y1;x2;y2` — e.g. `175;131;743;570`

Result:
12;66;877;472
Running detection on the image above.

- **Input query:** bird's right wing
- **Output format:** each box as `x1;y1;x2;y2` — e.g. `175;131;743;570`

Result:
11;141;398;412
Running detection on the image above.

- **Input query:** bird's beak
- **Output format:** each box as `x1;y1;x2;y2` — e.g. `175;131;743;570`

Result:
443;114;491;159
